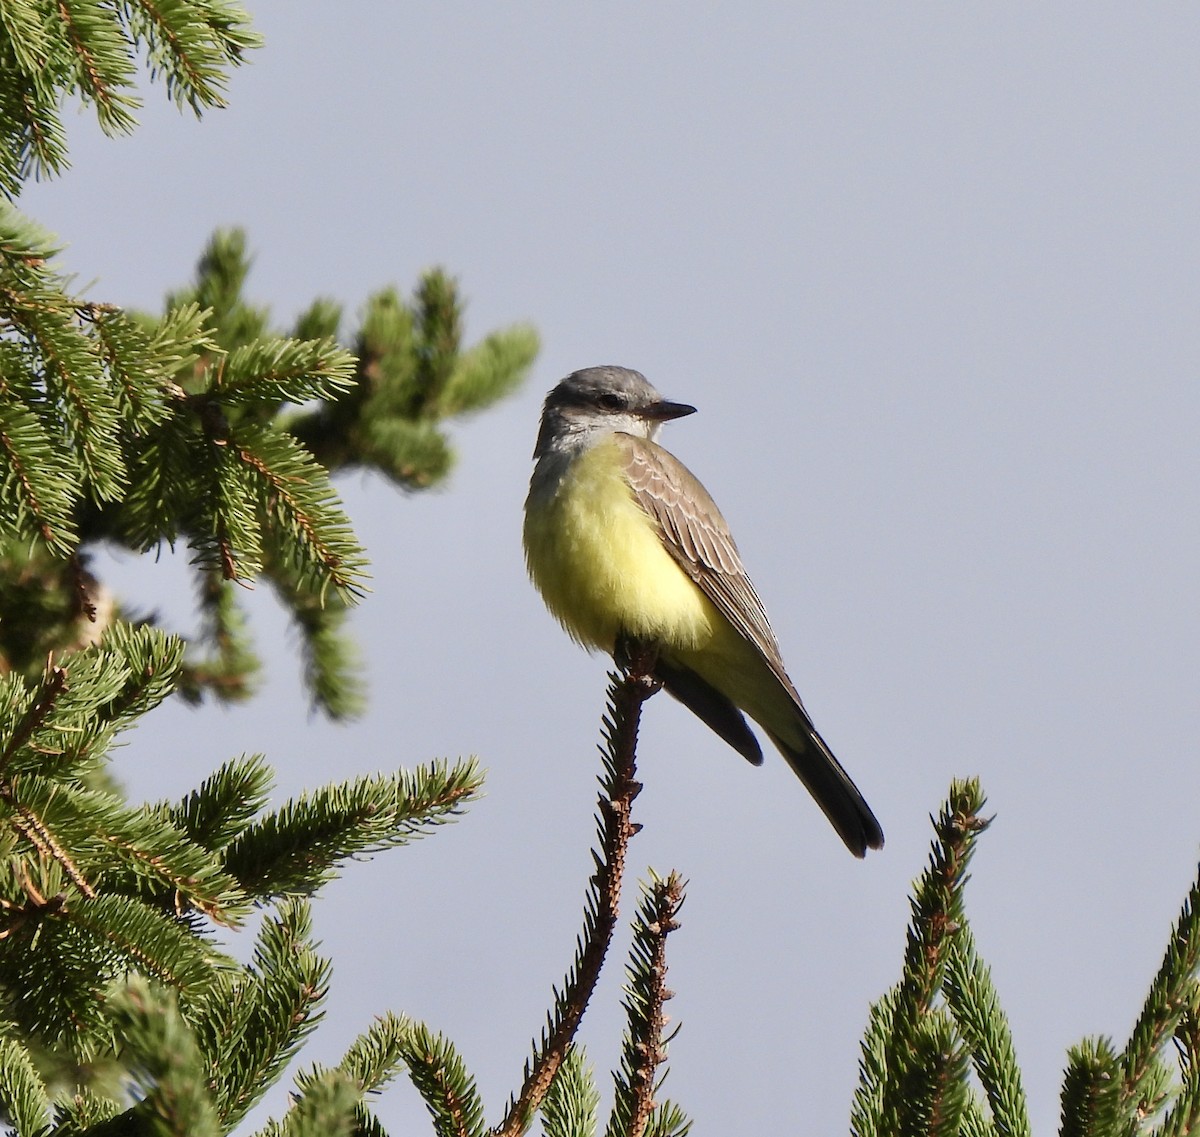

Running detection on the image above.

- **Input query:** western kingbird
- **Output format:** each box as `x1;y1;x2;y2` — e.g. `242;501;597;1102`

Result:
523;366;883;857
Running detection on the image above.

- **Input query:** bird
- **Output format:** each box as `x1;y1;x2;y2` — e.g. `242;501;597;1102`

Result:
522;365;883;856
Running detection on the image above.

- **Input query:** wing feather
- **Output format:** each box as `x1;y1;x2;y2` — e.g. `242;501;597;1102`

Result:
615;433;885;855
615;433;799;699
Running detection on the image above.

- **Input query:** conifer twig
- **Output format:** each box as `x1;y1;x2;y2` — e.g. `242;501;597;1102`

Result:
8;802;97;898
0;663;67;775
624;872;685;1137
493;643;660;1137
1121;864;1200;1122
68;552;99;622
857;779;990;1137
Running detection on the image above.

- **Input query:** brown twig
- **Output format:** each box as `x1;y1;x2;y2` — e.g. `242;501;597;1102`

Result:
9;804;96;899
0;860;68;940
68;552;98;623
0;662;97;898
0;662;67;777
0;424;57;545
492;643;660;1137
627;872;686;1137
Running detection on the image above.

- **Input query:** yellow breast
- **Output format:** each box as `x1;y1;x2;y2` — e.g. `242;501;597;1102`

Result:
523;435;716;653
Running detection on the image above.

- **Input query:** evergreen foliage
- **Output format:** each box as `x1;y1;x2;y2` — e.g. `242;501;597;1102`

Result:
0;4;557;1133
0;5;697;1134
0;623;486;1133
0;0;260;197
852;779;1200;1137
374;660;692;1137
0;215;538;718
12;5;1200;1137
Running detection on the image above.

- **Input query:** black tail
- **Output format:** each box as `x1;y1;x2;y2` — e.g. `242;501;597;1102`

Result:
654;659;764;767
763;721;884;857
653;655;883;857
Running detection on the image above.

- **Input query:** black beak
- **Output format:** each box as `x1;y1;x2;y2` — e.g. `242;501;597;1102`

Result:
642;399;697;422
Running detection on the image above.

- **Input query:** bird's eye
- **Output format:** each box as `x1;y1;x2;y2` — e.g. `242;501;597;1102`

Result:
597;393;626;411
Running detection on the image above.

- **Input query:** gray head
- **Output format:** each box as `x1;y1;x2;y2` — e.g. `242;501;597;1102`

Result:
533;366;696;457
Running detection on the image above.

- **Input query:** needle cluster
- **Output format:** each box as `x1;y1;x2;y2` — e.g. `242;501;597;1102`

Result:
853;779;1200;1137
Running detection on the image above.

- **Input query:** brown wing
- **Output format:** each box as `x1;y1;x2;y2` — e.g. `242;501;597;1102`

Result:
615;433;798;699
616;433;885;856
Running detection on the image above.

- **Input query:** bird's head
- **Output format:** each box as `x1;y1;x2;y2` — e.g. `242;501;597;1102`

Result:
533;366;696;457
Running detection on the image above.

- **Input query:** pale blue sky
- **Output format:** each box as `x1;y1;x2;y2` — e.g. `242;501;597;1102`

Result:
23;4;1200;1132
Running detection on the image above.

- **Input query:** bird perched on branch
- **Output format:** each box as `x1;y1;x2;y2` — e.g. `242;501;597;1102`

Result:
523;365;883;856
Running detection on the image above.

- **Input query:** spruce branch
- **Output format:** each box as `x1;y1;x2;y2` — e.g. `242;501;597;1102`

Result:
898;780;990;1021
1158;986;1200;1137
260;1069;359;1137
943;923;1031;1137
0;660;67;777
6;794;96;898
77;301;180;431
0;0;258;188
642;1101;692;1137
104;974;222;1137
223;758;482;900
893;1010;972;1137
291;1075;361;1137
396;1021;487;1137
42;892;227;991
605;871;686;1137
0;1035;50;1136
177;571;261;706
186;899;332;1128
0;859;68;942
51;1087;128;1133
959;1098;998;1137
332;1010;413;1100
1121;862;1200;1126
2;748;245;922
0;395;78;552
164;752;273;852
434;324;540;418
224;419;368;600
280;1009;420;1136
121;0;263;114
852;779;992;1137
1155;1074;1200;1137
878;781;988;1127
1060;1037;1124;1137
211;334;356;406
852;989;900;1137
541;1045;600;1137
54;0;141;136
493;643;660;1137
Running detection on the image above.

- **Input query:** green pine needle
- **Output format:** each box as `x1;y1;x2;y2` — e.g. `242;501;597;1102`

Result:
396;1021;487;1137
0;1036;51;1136
643;1101;692;1137
187;899;331;1128
214;335;357;406
943;923;1031;1137
1060;1037;1125;1137
105;975;222;1137
223;759;482;899
165;752;273;852
276;1069;360;1137
605;872;686;1137
1121;863;1200;1124
542;1045;600;1137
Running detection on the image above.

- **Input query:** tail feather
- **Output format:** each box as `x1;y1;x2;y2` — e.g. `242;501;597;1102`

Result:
634;639;883;857
655;659;764;767
763;722;884;857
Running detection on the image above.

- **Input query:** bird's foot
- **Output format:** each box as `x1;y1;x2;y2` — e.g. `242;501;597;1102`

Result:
614;634;662;694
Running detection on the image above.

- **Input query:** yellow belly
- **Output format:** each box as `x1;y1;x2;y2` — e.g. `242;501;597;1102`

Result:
523;437;716;653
